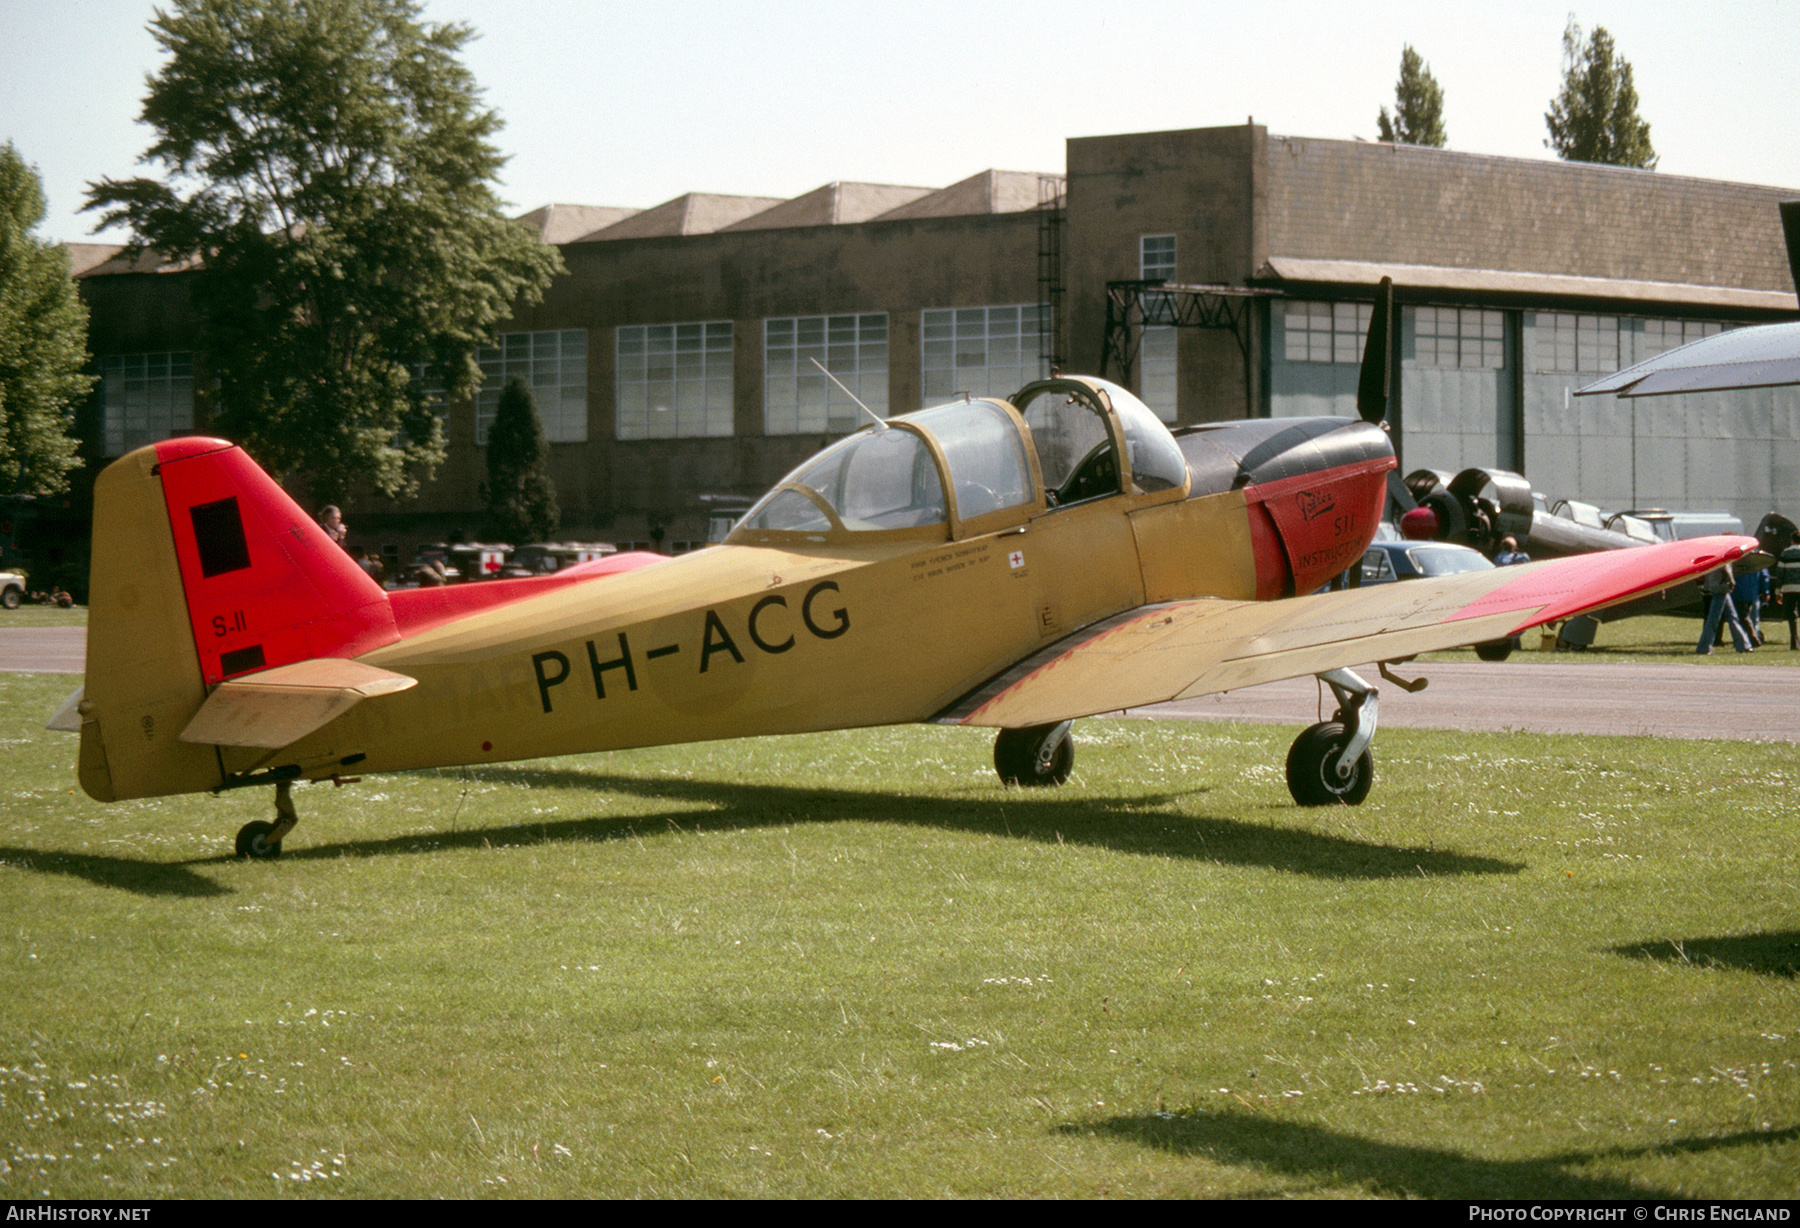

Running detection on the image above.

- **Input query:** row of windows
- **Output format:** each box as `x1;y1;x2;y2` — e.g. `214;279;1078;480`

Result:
1284;301;1373;364
475;329;587;444
99;306;1734;453
1283;301;1502;368
1415;306;1505;369
99;352;193;458
616;322;735;441
920;305;1050;405
1531;312;1724;375
765;313;888;435
1280;302;1730;374
94;310;1054;453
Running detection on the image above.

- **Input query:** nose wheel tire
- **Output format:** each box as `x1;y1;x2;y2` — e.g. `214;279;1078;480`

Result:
1285;721;1373;806
994;722;1074;787
235;820;282;859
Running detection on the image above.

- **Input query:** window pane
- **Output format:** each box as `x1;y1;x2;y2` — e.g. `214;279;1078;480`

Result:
917;304;1051;405
616;322;732;440
763;314;888;434
475;330;589;443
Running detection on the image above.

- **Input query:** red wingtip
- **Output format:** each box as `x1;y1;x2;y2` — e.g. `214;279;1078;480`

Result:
1451;535;1757;633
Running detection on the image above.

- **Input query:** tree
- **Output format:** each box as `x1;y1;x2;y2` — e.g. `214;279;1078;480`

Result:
1376;45;1446;147
0;143;87;497
1544;19;1657;168
483;376;559;543
86;0;562;504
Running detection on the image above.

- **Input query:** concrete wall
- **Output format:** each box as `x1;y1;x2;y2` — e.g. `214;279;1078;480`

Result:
1064;125;1266;422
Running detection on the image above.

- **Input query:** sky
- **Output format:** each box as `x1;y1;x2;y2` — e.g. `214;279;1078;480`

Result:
4;0;1798;247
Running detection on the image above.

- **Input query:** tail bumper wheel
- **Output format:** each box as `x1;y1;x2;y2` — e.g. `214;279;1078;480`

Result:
235;780;299;859
235;820;281;859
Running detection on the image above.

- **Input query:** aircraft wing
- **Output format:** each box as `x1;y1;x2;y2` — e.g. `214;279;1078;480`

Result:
1576;321;1800;397
939;534;1754;728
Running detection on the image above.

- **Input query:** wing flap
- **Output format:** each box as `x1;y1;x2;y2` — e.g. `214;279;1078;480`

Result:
942;535;1753;728
179;659;418;750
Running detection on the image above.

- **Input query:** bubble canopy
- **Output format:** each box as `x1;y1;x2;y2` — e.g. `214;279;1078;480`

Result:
731;378;1188;543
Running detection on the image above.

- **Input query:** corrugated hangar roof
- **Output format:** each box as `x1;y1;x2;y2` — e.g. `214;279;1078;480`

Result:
579;193;786;241
720;182;935;232
1261;257;1799;314
517;204;641;244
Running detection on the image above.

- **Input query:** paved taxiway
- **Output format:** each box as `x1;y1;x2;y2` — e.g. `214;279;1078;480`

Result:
1128;659;1800;743
8;626;1797;742
0;627;86;675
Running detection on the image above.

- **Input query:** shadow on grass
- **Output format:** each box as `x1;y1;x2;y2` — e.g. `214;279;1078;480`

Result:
0;846;229;897
0;770;1523;895
1067;1107;1800;1198
276;767;1523;882
1612;932;1800;978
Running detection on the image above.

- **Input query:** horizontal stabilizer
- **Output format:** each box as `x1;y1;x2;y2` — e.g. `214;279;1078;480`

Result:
180;659;417;750
46;686;83;734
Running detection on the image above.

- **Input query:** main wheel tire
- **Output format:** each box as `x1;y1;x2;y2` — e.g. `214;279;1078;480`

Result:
994;724;1074;787
0;587;19;611
1285;721;1373;807
1474;639;1514;662
235;820;282;859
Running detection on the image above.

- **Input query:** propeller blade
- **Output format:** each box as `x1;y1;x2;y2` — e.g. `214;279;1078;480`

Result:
1386;468;1417;513
1357;276;1394;424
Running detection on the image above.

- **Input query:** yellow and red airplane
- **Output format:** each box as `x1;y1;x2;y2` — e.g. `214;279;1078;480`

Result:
56;284;1755;857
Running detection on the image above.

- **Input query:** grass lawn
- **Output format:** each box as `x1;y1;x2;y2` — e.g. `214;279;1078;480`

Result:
0;607;86;629
1430;611;1800;666
1;670;1795;1198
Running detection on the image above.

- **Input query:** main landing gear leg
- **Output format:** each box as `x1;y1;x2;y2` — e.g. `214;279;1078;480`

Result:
1285;668;1378;806
235;781;299;860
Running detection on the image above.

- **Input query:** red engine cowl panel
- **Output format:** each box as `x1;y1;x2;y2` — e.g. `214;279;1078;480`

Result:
1244;458;1393;597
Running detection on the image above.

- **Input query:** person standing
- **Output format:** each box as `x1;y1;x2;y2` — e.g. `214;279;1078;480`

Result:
1774;533;1800;649
1697;564;1753;654
317;505;349;550
1733;564;1770;647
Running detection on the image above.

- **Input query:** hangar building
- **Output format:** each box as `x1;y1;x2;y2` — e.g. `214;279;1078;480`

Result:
73;122;1800;558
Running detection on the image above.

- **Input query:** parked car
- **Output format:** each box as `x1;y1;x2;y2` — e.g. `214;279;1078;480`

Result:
0;570;24;610
1359;541;1516;660
1359;541;1494;585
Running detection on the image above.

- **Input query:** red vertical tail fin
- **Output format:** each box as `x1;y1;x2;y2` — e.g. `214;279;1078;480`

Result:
79;438;399;801
152;438;398;683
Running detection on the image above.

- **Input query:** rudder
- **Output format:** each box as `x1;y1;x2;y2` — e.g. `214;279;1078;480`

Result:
79;438;399;801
